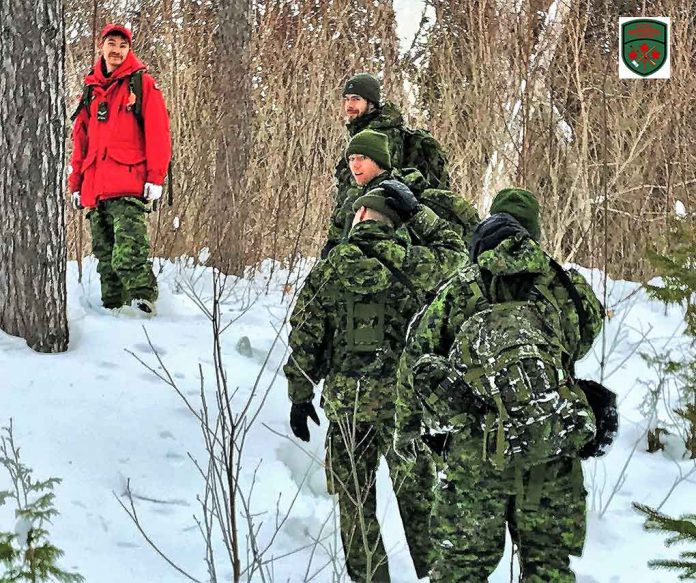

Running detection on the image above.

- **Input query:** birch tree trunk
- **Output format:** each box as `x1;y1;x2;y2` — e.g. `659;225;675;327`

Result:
0;0;69;353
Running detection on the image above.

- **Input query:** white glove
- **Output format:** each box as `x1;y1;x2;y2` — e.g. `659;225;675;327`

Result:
71;192;83;210
143;182;163;202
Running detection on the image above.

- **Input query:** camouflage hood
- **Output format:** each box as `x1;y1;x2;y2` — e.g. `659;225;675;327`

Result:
394;167;428;195
476;234;548;277
347;101;404;136
361;167;426;194
327;221;409;294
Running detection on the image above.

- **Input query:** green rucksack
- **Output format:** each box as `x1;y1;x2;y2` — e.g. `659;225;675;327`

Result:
397;169;480;244
447;267;597;472
401;127;450;190
418;188;480;244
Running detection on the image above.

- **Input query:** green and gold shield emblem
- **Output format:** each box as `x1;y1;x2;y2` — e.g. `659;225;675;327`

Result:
621;19;667;77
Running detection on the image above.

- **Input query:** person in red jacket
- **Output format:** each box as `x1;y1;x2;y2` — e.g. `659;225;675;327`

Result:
68;23;171;315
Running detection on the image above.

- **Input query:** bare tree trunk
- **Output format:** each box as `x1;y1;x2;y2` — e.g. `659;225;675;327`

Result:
0;0;69;353
211;0;253;273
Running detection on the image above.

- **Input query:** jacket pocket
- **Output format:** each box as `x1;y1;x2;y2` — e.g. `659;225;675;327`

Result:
80;151;98;200
108;147;146;166
104;147;147;196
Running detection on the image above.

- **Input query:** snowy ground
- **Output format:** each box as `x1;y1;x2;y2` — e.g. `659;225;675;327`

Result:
1;257;694;582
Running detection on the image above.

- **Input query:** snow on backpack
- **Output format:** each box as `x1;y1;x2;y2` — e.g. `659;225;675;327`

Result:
447;268;597;472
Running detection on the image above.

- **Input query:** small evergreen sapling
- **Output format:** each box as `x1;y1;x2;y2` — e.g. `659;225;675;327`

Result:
633;502;696;580
642;217;696;458
645;216;695;336
0;422;83;583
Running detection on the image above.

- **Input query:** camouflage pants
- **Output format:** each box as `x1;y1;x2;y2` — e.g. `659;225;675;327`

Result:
325;421;434;582
88;197;157;308
430;439;586;583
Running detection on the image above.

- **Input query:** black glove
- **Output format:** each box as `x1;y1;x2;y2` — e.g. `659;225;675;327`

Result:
319;240;335;260
290;402;320;442
422;432;450;456
381;179;420;221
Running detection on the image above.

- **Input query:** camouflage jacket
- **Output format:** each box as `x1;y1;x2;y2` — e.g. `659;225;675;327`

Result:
396;234;605;437
327;102;407;248
397;169;480;246
285;207;467;424
326;167;480;253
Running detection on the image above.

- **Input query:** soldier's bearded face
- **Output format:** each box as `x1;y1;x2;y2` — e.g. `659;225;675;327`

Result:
343;94;369;120
101;35;130;73
349;154;384;185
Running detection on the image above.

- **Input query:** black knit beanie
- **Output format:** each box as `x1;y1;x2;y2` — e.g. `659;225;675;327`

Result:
343;73;381;106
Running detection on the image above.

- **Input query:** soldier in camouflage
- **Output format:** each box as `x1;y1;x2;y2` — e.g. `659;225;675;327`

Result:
336;129;479;246
284;172;467;581
323;73;450;256
396;188;605;582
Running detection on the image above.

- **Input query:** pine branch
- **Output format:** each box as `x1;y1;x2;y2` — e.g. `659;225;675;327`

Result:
647;558;696;580
0;422;84;582
634;502;696;580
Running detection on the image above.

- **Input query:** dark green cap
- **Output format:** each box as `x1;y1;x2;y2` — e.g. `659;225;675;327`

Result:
352;188;401;226
343;73;381;106
345;129;391;170
489;188;541;240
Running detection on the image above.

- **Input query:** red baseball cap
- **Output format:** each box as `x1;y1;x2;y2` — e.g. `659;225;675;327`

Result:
100;23;132;45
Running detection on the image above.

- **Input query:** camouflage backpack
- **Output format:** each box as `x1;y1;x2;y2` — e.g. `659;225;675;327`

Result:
401;127;450;191
398;169;480;244
418;188;479;244
446;266;596;472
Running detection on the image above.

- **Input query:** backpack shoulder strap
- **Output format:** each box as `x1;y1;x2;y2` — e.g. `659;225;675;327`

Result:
129;70;145;127
354;241;424;303
546;255;588;333
70;84;94;122
456;265;488;314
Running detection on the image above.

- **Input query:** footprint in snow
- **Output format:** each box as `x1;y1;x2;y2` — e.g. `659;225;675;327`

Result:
132;342;167;355
165;451;186;466
98;361;118;369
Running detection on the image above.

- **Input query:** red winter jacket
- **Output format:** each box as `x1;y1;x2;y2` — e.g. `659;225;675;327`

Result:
68;51;171;208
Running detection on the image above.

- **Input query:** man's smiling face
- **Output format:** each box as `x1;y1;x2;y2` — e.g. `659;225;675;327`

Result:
101;34;130;73
348;154;383;185
343;94;370;121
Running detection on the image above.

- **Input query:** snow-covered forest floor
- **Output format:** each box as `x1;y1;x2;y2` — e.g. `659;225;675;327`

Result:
1;257;694;582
